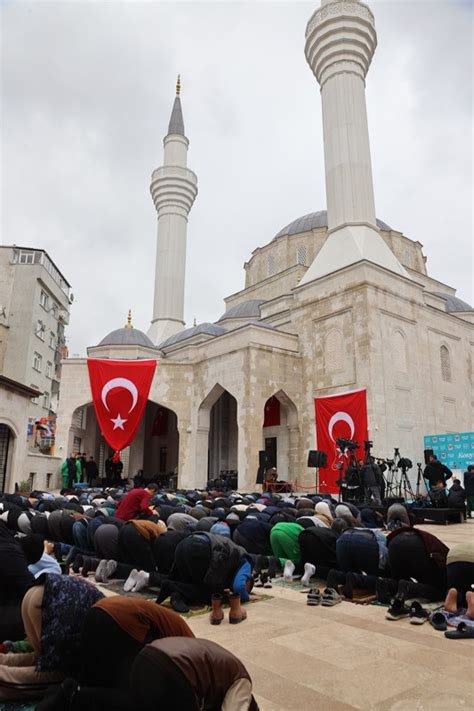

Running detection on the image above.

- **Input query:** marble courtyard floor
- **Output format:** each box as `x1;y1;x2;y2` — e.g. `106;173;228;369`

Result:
186;521;474;711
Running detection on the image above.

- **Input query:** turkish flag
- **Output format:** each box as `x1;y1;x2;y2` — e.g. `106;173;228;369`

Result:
87;359;157;459
314;389;368;494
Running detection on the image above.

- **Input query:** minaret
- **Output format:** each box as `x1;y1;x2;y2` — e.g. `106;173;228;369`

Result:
301;0;408;284
148;76;198;345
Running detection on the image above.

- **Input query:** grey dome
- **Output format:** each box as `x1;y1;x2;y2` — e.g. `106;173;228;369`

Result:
159;322;227;349
98;327;155;349
432;292;473;313
274;210;392;239
218;299;266;322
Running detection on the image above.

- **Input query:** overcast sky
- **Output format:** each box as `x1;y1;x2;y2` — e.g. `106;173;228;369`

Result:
1;0;472;356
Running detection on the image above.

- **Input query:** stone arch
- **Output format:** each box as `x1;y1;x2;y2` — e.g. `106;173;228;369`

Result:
66;399;179;486
196;383;238;488
262;389;299;483
324;328;343;373
440;344;452;383
392;329;407;372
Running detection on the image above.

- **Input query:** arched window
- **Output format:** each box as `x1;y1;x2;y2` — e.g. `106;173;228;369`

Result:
392;330;407;372
325;329;343;373
296;245;308;266
267;254;276;277
440;345;451;383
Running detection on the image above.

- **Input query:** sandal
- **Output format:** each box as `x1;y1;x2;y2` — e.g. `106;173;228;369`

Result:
445;622;474;639
409;601;429;625
307;588;321;606
429;611;448;631
321;587;342;606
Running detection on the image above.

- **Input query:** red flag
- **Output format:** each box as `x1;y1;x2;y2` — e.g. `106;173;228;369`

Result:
314;389;368;493
87;359;157;459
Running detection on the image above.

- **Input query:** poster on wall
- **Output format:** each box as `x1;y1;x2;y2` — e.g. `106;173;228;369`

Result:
314;388;368;493
424;432;474;470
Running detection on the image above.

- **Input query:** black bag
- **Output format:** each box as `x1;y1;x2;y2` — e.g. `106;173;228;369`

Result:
428;488;448;509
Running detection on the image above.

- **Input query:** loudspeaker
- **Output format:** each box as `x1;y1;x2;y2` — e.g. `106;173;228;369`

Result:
424;449;434;465
259;451;269;468
307;450;327;468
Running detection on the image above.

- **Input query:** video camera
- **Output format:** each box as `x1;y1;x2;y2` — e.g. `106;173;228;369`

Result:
336;438;360;451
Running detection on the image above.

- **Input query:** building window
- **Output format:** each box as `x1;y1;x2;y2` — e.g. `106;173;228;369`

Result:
440;345;451;383
267;255;276;277
49;332;56;349
33;352;42;372
36;320;45;339
43;392;49;409
19;251;34;264
296;245;308;266
46;361;52;378
40;290;49;310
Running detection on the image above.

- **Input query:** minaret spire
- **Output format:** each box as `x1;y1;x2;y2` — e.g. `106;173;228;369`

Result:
148;77;198;345
301;0;407;284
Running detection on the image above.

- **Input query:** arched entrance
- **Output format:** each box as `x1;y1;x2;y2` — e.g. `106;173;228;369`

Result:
262;391;299;482
68;400;179;486
0;423;15;492
196;384;238;489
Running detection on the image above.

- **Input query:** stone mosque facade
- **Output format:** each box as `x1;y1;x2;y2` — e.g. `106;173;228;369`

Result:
50;0;473;493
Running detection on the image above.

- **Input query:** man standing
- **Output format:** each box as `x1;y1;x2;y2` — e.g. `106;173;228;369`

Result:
61;454;81;489
84;456;99;486
360;457;382;505
463;465;474;518
115;483;159;521
423;454;452;489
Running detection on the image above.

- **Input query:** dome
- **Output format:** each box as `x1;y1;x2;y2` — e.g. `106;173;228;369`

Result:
218;299;266;322
432;292;473;313
274;210;392;239
159;322;227;349
98;327;156;349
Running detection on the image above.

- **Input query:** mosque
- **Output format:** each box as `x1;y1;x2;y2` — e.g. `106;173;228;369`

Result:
53;0;473;492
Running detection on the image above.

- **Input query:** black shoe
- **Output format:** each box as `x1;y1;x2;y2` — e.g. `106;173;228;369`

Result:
386;598;410;621
71;554;83;574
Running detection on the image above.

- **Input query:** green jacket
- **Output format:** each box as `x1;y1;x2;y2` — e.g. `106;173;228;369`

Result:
61;458;82;486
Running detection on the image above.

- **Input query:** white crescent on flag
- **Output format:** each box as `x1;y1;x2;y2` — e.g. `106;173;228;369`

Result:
101;378;138;413
328;411;355;441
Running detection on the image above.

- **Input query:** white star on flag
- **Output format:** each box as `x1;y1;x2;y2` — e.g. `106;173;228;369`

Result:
111;413;127;430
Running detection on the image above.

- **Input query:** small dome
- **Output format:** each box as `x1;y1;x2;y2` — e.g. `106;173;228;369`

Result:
159;322;227;349
98;327;156;349
432;292;473;313
218;299;266;322
274;210;392;239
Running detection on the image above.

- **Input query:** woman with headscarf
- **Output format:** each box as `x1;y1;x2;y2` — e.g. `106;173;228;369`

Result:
0;575;103;702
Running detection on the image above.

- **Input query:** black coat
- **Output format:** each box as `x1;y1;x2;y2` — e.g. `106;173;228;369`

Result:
424;461;452;487
361;463;382;488
447;482;466;510
0;521;34;606
463;471;474;496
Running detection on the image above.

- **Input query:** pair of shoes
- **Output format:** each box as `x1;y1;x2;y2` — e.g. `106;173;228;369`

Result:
386;598;410;620
307;588;321;606
409;601;429;625
322;587;342;606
